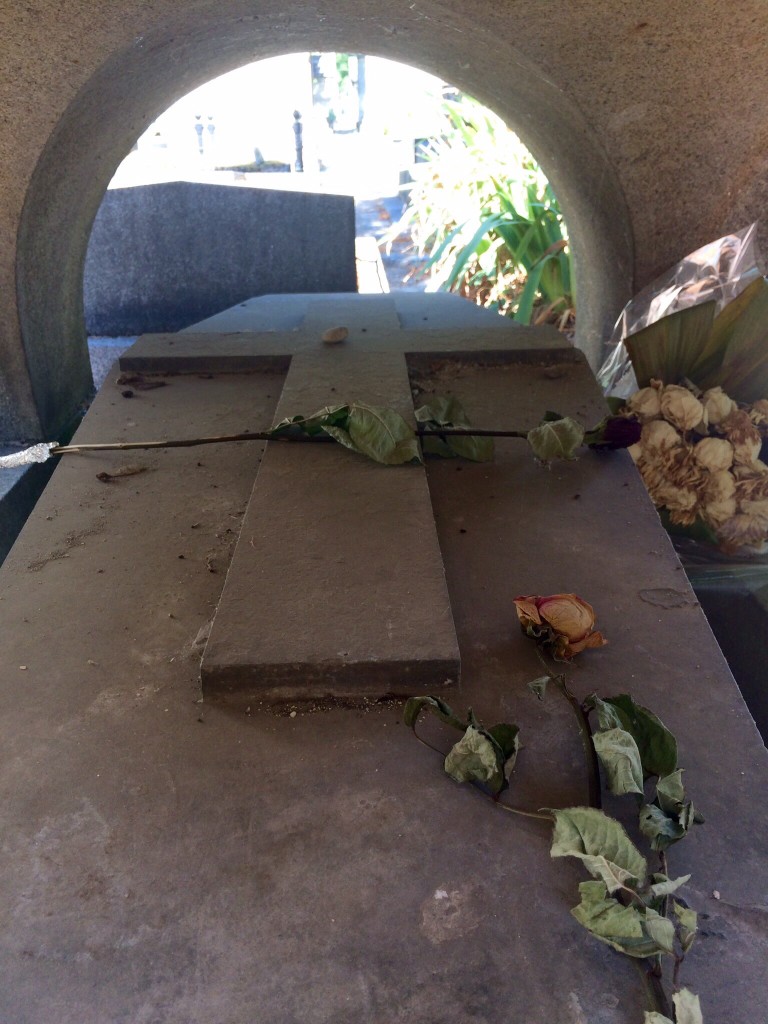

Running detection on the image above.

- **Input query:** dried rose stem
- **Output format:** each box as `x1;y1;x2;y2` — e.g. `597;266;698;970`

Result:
534;647;601;810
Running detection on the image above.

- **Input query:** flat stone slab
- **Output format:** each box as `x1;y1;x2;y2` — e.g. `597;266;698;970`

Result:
0;345;766;1021
201;350;460;701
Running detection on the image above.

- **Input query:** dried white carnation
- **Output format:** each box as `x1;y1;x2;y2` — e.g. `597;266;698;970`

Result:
660;386;705;432
748;399;768;427
627;386;662;421
704;469;736;503
641;420;682;451
702;387;737;426
693;437;734;472
701;497;737;528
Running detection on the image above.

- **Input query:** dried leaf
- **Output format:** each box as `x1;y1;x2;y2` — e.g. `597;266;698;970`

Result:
550;807;647;892
444;726;505;794
672;989;703;1024
527;417;584;462
403;696;465;733
592;728;644;796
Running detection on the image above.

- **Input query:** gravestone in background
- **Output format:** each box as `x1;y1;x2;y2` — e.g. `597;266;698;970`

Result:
83;180;357;335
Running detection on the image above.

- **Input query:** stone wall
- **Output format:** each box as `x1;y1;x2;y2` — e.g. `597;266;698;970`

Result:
84;181;357;335
2;0;768;444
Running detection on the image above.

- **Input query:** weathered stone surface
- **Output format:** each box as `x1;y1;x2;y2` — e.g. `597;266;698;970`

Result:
84;182;357;334
7;0;768;449
201;350;460;700
0;344;766;1021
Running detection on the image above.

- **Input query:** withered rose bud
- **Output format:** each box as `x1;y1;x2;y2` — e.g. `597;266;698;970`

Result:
693;437;734;472
513;593;607;660
641;420;682;451
584;415;642;450
702;387;737;426
627;386;662;421
659;386;705;432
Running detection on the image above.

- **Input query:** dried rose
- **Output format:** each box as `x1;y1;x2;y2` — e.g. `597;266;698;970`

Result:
693;437;734;472
513;593;607;660
704;469;736;503
716;513;768;552
584;415;642;450
627;385;662;421
749;399;768;428
700;496;737;528
641;420;683;451
659;386;705;432
702;387;737;426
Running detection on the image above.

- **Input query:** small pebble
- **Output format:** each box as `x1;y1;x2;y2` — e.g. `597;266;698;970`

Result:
19;665;27;671
321;326;348;344
289;710;297;718
712;890;721;900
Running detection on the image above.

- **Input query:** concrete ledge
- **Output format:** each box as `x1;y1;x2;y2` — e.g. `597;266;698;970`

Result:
0;458;55;565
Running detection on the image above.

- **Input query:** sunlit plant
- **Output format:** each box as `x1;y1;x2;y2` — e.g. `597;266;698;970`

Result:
390;95;574;328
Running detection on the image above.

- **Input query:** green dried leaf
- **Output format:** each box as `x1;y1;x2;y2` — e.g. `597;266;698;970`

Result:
487;723;520;779
639;803;686;851
592;728;644;796
644;910;676;954
672;989;703;1024
527;416;584;462
589;695;677;779
550;807;647;892
656;770;685;814
528;675;550;700
444;726;505;794
673;901;698;953
644;1013;674;1023
649;873;691;898
270;404;350;437
415;394;494;462
707;276;768;403
324;402;422;465
570;881;671;959
403;696;466;733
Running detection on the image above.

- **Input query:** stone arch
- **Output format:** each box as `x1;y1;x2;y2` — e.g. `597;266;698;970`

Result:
17;4;633;436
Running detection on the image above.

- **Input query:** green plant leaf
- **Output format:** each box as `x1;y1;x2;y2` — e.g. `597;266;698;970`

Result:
644;910;676;954
644;1014;674;1024
588;695;677;779
655;770;685;814
703;276;768;402
444;726;505;794
487;723;520;778
403;696;466;733
415;395;494;462
639;803;687;851
270;405;350;437
570;881;672;959
624;302;716;388
324;402;422;465
550;807;647;892
649;873;691;898
592;728;644;796
527;417;584;462
673;989;703;1024
673;901;698;953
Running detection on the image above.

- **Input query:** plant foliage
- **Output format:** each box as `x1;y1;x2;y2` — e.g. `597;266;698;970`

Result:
390;95;574;327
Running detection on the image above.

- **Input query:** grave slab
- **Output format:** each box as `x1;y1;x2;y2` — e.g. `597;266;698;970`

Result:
0;311;766;1020
201;349;461;700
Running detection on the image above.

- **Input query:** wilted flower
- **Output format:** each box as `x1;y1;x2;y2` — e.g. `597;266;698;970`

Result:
702;387;737;426
700;496;737;529
627;385;662;421
584;415;642;450
749;399;768;428
641;420;683;451
513;593;607;660
659;386;705;432
693;437;734;472
720;409;762;465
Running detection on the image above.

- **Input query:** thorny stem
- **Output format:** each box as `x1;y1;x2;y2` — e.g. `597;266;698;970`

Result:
534;647;602;810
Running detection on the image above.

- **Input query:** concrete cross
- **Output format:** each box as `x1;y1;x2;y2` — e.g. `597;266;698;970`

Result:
122;293;567;704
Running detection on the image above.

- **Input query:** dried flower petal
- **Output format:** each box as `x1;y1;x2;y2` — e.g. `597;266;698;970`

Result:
702;387;737;426
748;399;768;427
627;386;662;421
693;437;734;472
660;386;705;432
642;420;682;451
513;593;607;660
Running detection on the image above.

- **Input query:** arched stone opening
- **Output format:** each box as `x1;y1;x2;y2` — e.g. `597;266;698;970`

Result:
17;5;633;439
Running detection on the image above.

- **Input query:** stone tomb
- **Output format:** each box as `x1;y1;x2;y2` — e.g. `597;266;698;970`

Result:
0;293;767;1021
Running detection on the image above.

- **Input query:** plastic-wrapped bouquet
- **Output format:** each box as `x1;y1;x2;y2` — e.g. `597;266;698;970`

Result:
622;380;768;553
